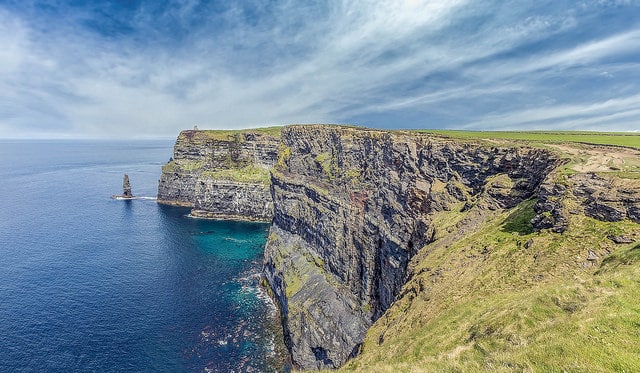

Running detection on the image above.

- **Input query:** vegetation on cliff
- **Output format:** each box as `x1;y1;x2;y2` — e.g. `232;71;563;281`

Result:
200;164;271;185
199;126;282;140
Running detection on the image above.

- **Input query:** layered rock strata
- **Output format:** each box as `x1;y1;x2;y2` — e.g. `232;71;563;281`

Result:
157;129;279;221
262;125;561;369
532;172;640;233
191;180;273;221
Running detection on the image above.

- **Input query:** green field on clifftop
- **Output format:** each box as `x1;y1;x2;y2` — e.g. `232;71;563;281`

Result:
417;130;640;149
199;126;282;140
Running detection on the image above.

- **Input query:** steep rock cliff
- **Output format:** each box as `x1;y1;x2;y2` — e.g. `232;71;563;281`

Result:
262;125;561;369
157;129;279;220
340;145;640;372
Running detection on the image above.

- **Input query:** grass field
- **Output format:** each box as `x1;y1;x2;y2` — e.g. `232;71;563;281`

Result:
199;126;282;140
417;130;640;149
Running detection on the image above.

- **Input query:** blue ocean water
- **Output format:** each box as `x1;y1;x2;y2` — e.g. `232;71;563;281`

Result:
0;140;286;372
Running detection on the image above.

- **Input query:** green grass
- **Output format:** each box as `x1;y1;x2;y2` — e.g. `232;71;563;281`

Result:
598;243;640;272
501;199;536;235
416;130;640;149
200;164;271;185
339;199;640;373
198;126;282;140
161;159;204;172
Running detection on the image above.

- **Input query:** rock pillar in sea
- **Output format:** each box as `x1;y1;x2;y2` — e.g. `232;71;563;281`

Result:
123;174;133;198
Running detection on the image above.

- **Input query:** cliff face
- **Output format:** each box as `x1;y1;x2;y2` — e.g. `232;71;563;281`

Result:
191;180;273;221
157;129;279;220
262;125;561;369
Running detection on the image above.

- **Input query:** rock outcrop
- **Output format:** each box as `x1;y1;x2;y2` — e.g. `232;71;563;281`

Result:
532;173;640;233
262;125;561;369
157;129;279;221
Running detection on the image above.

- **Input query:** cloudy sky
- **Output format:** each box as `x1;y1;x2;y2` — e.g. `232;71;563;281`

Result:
1;0;639;138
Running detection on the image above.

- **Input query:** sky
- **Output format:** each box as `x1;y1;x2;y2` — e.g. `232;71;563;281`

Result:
1;0;639;138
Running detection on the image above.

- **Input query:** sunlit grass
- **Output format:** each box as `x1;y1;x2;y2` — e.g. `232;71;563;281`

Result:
340;201;640;372
200;164;271;184
200;126;282;140
416;130;640;149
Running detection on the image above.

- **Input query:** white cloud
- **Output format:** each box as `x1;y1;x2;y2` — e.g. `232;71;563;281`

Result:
0;12;29;74
1;0;639;138
462;93;640;130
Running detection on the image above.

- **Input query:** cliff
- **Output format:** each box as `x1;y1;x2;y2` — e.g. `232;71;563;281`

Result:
342;142;640;372
157;128;280;221
263;125;561;369
158;125;640;371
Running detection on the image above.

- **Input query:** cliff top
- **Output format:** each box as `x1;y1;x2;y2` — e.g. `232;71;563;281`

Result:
282;124;640;148
180;124;640;149
177;124;640;181
416;129;640;149
179;126;282;141
279;124;640;181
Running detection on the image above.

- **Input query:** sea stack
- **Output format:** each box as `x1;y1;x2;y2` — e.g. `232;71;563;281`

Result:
123;174;133;198
112;174;134;199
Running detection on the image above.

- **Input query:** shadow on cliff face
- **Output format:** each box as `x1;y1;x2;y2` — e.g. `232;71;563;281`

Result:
501;199;536;235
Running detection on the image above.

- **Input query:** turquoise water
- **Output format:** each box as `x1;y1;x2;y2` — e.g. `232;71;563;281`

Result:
0;140;286;372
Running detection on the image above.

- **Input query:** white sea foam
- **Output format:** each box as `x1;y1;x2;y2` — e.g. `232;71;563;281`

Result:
111;196;157;201
223;237;249;243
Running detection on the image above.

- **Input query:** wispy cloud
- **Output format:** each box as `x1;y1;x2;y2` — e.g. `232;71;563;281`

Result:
0;0;639;138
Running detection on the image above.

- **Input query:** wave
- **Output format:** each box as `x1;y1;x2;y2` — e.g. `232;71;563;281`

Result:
223;237;249;243
111;196;157;200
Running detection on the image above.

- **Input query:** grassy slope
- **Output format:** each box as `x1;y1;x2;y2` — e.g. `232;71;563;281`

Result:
416;130;640;149
340;198;640;372
200;164;271;185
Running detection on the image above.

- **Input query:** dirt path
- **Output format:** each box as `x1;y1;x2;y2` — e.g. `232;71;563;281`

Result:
547;143;640;173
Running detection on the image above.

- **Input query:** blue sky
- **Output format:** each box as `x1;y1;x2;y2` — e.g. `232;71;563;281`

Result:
1;0;639;138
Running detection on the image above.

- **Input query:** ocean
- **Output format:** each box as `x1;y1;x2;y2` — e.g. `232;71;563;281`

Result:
0;140;286;372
